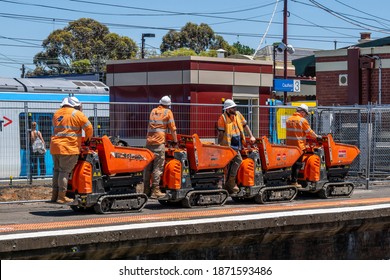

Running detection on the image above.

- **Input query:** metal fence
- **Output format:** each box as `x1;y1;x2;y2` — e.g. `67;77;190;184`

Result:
1;100;390;187
313;106;390;182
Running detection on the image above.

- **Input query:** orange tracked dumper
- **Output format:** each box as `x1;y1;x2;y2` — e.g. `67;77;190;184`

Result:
297;134;360;198
68;136;154;213
160;133;236;208
234;136;303;203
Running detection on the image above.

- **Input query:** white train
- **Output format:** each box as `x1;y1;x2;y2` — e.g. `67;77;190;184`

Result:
0;77;109;180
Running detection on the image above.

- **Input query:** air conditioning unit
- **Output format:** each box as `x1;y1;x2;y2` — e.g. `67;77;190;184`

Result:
339;74;348;86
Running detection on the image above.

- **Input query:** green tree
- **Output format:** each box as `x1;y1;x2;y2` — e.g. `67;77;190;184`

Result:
232;42;255;55
29;18;138;76
199;50;218;57
161;48;197;57
160;22;235;55
71;59;92;74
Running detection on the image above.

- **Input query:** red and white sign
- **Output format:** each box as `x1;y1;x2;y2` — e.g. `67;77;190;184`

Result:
338;149;347;158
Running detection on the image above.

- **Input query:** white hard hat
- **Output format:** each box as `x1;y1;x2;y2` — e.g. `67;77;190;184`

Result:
61;96;81;108
159;95;171;106
223;99;237;110
297;104;309;114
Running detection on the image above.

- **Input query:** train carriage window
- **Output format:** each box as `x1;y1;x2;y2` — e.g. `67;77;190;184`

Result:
39;115;53;143
19;113;53;149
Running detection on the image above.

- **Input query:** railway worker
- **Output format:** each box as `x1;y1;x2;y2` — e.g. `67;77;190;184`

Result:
286;104;320;186
144;95;178;199
217;99;256;194
50;96;93;204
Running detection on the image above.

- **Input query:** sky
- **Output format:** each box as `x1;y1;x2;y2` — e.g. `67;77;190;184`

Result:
1;0;390;78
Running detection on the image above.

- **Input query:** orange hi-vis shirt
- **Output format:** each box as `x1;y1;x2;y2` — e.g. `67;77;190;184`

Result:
286;112;317;151
146;105;177;146
50;107;93;155
217;111;247;150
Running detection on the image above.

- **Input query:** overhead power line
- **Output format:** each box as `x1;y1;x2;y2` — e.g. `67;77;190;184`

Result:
309;0;390;34
0;0;280;17
68;0;278;16
334;0;390;26
0;0;386;73
0;10;376;35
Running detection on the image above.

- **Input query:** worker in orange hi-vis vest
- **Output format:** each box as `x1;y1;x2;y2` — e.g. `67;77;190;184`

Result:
217;99;256;194
144;95;178;199
50;97;93;204
286;104;321;186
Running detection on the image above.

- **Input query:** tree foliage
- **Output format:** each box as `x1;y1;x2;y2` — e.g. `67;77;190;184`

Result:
232;42;255;55
161;48;197;57
29;18;138;76
71;59;92;74
160;22;238;56
28;18;257;77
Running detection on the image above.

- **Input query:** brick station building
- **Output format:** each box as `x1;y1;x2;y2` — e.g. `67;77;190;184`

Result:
314;36;390;106
106;56;274;140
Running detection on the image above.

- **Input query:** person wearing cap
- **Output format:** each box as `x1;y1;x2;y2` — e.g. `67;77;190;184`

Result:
50;96;93;204
217;99;256;194
144;95;178;199
286;104;320;186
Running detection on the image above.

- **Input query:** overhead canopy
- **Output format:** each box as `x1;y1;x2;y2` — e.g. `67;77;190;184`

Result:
292;55;316;77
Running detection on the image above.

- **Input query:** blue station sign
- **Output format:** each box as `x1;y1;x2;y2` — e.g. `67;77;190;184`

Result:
274;79;301;92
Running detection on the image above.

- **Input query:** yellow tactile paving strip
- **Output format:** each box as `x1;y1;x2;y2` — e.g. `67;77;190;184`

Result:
1;197;390;234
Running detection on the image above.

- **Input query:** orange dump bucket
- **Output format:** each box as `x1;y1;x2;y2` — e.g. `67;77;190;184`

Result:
178;134;237;172
322;134;360;168
256;136;303;171
94;136;155;175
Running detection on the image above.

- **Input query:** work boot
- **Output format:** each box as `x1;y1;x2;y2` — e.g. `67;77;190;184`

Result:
50;188;59;202
224;176;239;194
56;191;73;204
150;187;167;199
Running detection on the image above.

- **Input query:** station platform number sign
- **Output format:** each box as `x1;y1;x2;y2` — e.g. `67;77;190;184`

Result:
274;79;301;92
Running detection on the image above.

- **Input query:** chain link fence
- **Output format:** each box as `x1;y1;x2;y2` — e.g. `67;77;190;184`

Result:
1;101;389;187
313;106;390;184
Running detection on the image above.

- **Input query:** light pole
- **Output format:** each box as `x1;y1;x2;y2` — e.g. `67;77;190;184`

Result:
283;0;288;104
273;42;294;95
272;42;282;92
141;33;155;59
281;0;295;104
372;55;382;105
